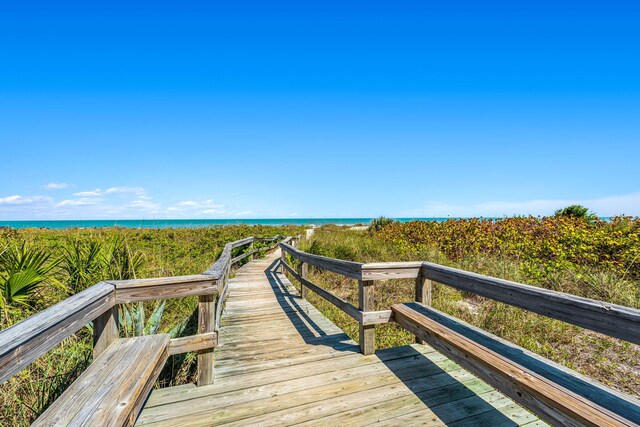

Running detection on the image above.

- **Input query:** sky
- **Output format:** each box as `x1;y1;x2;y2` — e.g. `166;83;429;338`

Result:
1;1;639;219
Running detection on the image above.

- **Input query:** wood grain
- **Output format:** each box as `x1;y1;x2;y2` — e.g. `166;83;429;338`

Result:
113;275;217;303
169;332;218;356
406;302;640;424
281;261;361;321
280;243;363;279
34;334;170;427
358;280;375;355
392;302;637;427
361;261;422;280
93;305;119;359
361;309;394;325
198;293;215;386
0;281;115;384
300;262;308;299
422;262;640;345
414;271;431;344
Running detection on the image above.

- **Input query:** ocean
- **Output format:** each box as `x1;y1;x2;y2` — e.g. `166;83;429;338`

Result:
0;218;452;230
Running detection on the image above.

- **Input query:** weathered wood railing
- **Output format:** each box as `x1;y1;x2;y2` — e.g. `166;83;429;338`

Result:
279;241;640;426
280;242;640;351
0;235;287;388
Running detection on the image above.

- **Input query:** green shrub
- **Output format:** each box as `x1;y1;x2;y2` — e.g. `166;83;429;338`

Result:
554;204;597;221
368;216;395;232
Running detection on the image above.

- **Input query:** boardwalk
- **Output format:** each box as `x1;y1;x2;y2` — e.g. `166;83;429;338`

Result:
136;250;542;426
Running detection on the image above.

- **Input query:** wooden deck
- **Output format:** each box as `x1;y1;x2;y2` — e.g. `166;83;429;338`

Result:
136;250;543;426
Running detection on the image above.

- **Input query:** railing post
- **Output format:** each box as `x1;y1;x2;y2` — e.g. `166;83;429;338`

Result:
198;293;215;386
358;280;375;355
93;305;119;359
280;248;286;274
414;270;432;344
300;262;308;299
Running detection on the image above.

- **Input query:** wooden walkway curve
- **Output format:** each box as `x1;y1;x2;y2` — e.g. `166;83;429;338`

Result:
136;250;543;426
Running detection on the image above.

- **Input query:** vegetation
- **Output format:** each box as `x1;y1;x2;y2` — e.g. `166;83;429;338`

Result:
3;212;640;423
0;244;60;323
554;204;596;221
0;224;304;426
368;216;395;232
290;214;640;398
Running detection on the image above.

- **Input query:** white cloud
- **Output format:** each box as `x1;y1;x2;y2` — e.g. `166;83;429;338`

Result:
105;187;147;197
42;182;69;190
175;199;224;210
1;186;251;220
56;198;103;207
73;189;102;197
129;199;161;211
409;192;640;218
0;195;52;205
167;199;229;217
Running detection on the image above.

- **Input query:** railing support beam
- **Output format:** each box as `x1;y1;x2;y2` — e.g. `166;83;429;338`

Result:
358;280;375;355
198;294;215;386
414;272;432;344
300;262;308;299
93;305;119;359
280;249;286;274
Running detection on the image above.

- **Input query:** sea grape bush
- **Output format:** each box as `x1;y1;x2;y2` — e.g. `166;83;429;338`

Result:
372;216;640;282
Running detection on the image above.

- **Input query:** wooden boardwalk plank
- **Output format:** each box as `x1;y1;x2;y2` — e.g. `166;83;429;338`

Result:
136;250;538;426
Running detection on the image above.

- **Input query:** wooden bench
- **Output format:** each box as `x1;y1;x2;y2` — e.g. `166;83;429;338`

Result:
33;334;170;427
392;302;640;427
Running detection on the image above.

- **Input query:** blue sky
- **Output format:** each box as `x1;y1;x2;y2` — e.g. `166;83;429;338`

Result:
1;1;639;219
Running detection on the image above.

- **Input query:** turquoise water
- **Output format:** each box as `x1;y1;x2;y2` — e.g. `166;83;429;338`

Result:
0;218;451;229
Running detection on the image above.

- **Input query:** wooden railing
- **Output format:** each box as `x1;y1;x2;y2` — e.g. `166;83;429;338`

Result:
280;242;640;353
0;235;288;388
279;241;640;426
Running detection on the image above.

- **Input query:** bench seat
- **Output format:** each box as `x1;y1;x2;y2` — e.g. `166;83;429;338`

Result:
392;302;640;427
34;334;170;427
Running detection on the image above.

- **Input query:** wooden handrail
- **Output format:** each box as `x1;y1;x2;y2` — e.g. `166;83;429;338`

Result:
393;303;639;427
111;275;217;303
0;281;116;384
280;239;640;424
281;261;361;321
279;242;640;346
0;234;286;387
420;262;640;345
280;243;362;279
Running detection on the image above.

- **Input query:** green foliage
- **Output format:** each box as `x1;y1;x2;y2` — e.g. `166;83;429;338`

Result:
119;301;166;337
102;236;144;280
58;236;144;294
0;243;59;322
372;216;640;285
58;239;103;293
554;204;597;221
368;216;395;232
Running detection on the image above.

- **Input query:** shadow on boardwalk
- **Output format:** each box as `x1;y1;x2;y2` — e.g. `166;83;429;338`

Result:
263;258;357;350
262;257;518;426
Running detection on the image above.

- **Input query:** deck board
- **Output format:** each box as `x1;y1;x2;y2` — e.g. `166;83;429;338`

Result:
136;250;544;426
